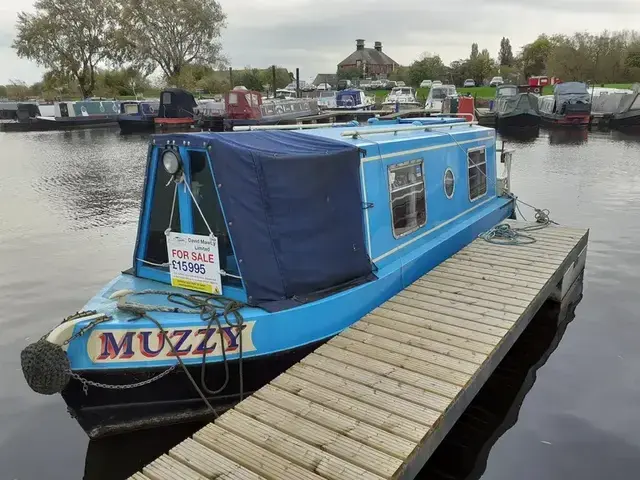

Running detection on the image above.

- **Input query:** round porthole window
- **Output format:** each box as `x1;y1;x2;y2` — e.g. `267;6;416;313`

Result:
444;168;455;198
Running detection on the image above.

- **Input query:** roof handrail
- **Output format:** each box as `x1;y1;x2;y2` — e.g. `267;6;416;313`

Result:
233;121;357;131
340;121;479;139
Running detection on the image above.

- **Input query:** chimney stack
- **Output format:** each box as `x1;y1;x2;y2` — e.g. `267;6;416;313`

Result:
356;39;365;51
374;41;382;52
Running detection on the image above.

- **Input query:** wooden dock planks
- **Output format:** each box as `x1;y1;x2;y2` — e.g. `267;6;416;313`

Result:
132;221;588;480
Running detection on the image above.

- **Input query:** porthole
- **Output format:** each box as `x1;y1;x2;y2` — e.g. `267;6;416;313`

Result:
444;168;455;199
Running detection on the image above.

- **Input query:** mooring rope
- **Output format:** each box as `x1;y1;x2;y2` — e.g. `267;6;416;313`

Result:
480;194;558;245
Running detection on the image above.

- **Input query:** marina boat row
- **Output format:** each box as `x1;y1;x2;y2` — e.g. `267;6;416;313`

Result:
20;116;517;438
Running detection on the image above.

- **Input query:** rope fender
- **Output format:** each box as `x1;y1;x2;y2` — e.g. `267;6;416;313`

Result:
21;338;71;395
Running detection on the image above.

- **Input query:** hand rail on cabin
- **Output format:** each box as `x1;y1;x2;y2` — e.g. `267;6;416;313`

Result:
232;122;358;131
340;121;479;138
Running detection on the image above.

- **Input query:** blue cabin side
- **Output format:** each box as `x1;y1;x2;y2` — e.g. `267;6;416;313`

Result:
132;122;512;304
301;123;512;289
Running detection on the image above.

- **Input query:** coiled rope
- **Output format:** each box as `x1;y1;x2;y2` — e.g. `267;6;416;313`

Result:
480;194;558;245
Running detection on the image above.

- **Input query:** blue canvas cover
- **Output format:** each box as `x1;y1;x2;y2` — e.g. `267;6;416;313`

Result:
199;130;373;308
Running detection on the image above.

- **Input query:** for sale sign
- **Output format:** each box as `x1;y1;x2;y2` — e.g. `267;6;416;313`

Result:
166;232;222;294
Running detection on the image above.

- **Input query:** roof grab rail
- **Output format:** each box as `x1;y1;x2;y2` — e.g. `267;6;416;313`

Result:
341;121;479;139
233;121;358;131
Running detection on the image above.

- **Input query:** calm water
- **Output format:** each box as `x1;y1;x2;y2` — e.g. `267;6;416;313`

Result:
1;127;639;479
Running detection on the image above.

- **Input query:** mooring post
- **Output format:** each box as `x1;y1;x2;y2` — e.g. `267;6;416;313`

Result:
272;65;277;98
296;68;300;98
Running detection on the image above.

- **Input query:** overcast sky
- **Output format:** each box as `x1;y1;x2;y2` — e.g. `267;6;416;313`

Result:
2;0;640;85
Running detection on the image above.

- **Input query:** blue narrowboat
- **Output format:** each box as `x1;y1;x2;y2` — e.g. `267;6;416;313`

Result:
118;100;160;134
21;117;515;438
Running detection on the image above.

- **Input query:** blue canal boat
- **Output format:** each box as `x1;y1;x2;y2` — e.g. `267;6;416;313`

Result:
21;118;516;438
118;100;160;134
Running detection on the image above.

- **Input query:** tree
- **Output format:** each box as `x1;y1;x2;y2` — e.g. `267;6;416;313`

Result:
0;85;7;98
98;67;151;97
237;68;265;92
408;54;446;86
519;35;555;78
470;43;479;61
499;37;514;66
13;0;121;98
336;67;362;81
468;49;495;85
120;0;227;79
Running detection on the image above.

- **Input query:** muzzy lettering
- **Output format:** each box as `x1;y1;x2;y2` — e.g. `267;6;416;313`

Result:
88;321;256;363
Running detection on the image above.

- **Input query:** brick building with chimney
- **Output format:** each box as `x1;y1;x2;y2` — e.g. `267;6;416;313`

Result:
337;39;399;76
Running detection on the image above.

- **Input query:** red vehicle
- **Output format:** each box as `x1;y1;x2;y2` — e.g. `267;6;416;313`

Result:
528;76;561;94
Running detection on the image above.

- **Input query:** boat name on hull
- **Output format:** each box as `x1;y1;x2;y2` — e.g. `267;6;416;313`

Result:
86;321;256;363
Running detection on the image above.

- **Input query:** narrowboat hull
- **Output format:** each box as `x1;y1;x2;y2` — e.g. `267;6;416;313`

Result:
539;113;590;128
0;116;118;132
118;116;156;134
154;117;196;132
497;112;541;131
62;339;324;438
610;111;640;131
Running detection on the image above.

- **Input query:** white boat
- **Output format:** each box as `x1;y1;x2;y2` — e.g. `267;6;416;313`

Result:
334;89;375;110
381;87;421;112
425;84;457;114
317;91;337;109
275;89;297;100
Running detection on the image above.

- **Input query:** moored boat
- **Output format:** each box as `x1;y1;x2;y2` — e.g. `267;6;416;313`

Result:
425;84;457;114
610;84;640;131
20;119;516;438
221;88;318;130
118;100;160;134
333;88;375;110
0;100;121;132
154;88;198;131
538;82;591;128
493;85;540;131
381;86;422;112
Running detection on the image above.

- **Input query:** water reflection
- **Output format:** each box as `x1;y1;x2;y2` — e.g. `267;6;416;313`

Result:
496;126;540;143
417;280;584;480
547;128;589;145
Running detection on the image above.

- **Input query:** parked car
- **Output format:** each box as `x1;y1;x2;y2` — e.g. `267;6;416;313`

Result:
371;80;384;89
463;79;476;87
420;80;433;88
490;76;504;87
432;80;443;87
396;81;406;87
384;80;397;89
316;83;332;91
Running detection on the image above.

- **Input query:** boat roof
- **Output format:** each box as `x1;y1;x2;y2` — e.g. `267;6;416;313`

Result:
554;82;588;95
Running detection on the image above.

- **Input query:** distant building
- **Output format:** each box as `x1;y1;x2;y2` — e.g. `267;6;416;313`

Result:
338;40;399;76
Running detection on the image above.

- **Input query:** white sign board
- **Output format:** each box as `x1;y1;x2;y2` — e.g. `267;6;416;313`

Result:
166;232;222;294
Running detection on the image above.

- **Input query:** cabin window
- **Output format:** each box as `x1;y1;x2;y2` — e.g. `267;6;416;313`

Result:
468;148;487;201
251;93;259;105
124;104;139;115
389;159;427;238
144;151;181;265
188;151;241;284
245;94;253;106
444;168;455;198
228;93;238;105
162;92;171;105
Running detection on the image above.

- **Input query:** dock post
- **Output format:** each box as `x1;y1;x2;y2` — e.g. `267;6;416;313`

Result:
296;68;300;98
272;65;277;97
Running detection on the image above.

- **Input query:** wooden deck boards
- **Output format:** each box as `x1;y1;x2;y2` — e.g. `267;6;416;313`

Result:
132;221;588;480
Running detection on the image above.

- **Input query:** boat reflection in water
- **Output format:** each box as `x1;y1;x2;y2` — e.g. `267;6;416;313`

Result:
548;128;589;145
497;125;540;143
82;276;585;480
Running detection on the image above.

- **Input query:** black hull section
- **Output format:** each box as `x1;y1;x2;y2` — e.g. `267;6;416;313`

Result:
496;112;540;131
62;339;326;438
118;118;156;134
0;118;118;132
610;113;640;130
